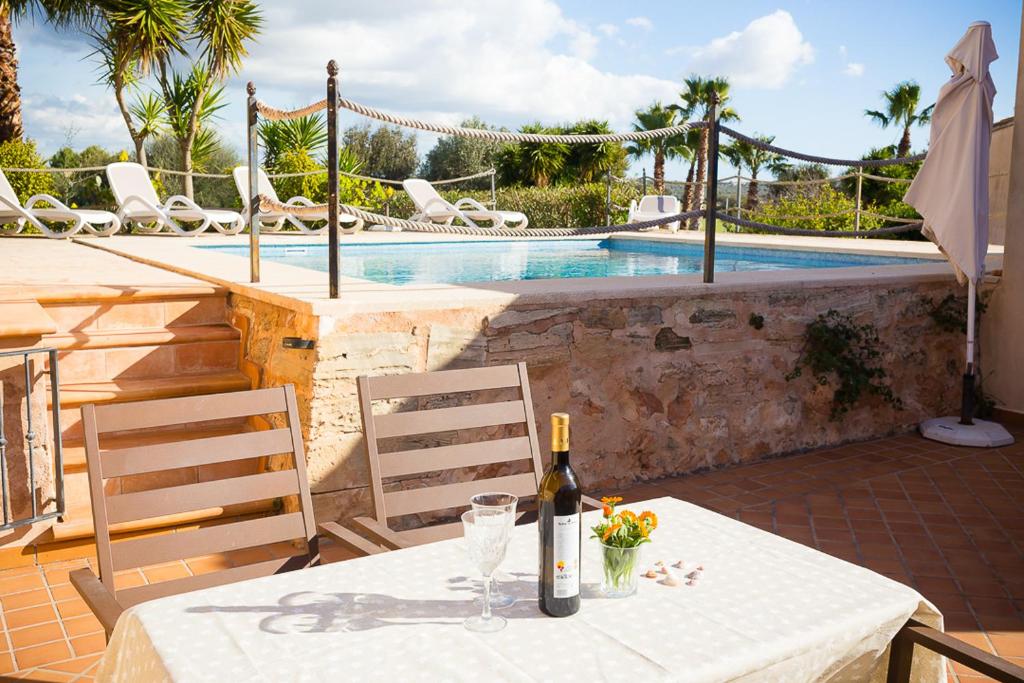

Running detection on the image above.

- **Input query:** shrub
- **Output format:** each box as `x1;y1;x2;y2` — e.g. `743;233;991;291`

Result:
749;185;882;233
48;145;120;209
0;139;55;203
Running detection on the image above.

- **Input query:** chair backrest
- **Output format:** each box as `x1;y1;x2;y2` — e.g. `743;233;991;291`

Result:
402;178;452;216
639;195;680;214
0;169;22;207
357;363;545;545
232;166;280;207
81;385;319;608
106;162;162;214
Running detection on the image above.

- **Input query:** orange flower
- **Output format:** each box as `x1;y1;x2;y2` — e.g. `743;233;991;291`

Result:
602;523;622;541
600;496;623;505
602;504;613;517
638;511;658;531
619;509;638;524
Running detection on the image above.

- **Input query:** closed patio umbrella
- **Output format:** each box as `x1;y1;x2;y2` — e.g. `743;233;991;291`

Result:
905;21;1013;447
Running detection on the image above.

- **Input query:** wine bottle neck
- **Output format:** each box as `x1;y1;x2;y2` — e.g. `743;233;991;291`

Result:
552;450;570;467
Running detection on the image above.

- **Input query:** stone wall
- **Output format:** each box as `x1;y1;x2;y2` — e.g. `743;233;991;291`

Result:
0;354;54;523
230;276;963;524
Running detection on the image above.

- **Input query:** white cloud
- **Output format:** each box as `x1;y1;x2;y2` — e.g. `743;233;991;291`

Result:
681;10;814;89
23;93;129;154
843;62;865;77
625;16;653;31
238;0;678;132
597;23;619;37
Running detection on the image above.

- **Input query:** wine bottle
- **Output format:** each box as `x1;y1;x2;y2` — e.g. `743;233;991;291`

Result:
538;412;582;617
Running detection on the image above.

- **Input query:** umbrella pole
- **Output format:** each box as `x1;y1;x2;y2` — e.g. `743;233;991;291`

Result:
960;279;976;425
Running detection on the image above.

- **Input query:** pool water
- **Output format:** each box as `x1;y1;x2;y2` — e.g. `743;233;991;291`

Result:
202;239;931;286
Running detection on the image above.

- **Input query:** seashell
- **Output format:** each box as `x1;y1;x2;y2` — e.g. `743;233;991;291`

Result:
685;570;702;581
658;566;669;574
686;579;697;586
660;575;680;587
643;570;658;579
672;560;685;569
695;565;704;571
655;560;665;567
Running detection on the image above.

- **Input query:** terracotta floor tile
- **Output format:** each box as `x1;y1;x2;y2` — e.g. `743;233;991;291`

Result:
12;668;76;681
0;573;45;596
54;599;89;621
69;632;106;657
9;622;65;651
42;653;102;674
1;589;51;612
0;652;13;674
13;641;71;670
61;614;103;638
4;603;58;630
112;570;146;591
989;633;1024;658
140;562;192;584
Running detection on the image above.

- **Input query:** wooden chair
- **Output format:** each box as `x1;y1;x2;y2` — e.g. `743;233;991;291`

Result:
70;385;380;639
353;362;599;549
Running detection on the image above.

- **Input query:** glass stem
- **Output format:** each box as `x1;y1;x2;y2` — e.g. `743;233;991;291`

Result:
482;575;493;621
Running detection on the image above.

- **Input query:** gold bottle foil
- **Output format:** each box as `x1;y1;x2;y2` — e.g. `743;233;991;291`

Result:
550;413;569;452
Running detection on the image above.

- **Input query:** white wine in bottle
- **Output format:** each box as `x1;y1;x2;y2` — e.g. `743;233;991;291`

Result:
538;413;582;617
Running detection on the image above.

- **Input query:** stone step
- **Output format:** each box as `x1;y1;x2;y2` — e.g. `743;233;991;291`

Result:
45;323;239;351
50;371;252;441
42;295;228;335
51;338;240;383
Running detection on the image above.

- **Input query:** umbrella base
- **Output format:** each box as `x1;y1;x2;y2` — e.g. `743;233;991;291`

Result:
920;416;1015;448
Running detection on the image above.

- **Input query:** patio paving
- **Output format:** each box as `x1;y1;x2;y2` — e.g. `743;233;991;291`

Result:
0;426;1019;681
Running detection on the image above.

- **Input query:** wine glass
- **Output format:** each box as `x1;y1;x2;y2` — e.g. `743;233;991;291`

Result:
470;492;519;609
461;508;511;632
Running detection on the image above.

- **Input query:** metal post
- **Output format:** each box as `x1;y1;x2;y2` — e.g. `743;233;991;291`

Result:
605;169;612;225
0;379;7;526
23;354;35;519
642;168;647;195
854;168;863;232
960;279;977;425
735;173;743;221
246;82;260;283
702;93;720;284
490;169;496;209
326;61;340;299
47;349;63;519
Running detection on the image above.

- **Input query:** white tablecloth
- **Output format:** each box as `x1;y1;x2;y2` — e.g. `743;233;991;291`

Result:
96;498;942;682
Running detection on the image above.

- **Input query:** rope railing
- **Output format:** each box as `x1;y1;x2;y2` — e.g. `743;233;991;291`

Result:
720;126;927;168
259;193;701;237
254;99;328;121
335;96;704;143
715;211;921;237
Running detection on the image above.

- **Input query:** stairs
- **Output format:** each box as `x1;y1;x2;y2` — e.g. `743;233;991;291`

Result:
30;285;260;549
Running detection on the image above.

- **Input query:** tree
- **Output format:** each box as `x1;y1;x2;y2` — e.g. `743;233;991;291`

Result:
342;124;418;181
865;81;934;158
720;134;790;209
258;113;328;170
420;116;503;189
495;123;567;188
564;119;627;183
677;75;740;228
625;102;690;194
0;0;93;142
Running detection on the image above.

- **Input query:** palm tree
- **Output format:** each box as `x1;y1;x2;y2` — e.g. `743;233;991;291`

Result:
678;128;701;211
258;114;328;170
515;123;567;187
0;0;94;142
865;81;934;158
677;76;740;228
625;102;689;194
720;134;790;210
567;119;625;183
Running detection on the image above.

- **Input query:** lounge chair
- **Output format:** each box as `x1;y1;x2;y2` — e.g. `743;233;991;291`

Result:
232;166;363;235
0;169;120;238
106;162;244;236
70;385;383;640
628;195;682;232
350;363;598;549
402;178;528;229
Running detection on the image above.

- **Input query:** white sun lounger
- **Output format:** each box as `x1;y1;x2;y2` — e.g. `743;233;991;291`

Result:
402;178;528;229
106;162;244;236
628;195;682;232
231;166;362;235
0;169;120;238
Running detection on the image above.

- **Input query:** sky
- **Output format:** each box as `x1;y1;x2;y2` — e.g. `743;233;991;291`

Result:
14;0;1023;180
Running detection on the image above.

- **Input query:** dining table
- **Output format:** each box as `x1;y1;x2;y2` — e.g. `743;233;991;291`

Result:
96;497;943;682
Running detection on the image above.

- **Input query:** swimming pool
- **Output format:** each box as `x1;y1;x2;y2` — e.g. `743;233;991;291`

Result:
202;239;932;286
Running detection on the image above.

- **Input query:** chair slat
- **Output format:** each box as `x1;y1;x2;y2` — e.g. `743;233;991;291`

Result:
383;472;537;517
373;401;526;439
110;512;306;571
380;436;533;478
106;470;301;525
366;365;521;400
93;387;287;433
394;521;463;546
101;428;294;478
117;555;310;607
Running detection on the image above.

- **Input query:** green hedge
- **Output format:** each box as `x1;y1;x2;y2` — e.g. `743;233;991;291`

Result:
373;182;640;230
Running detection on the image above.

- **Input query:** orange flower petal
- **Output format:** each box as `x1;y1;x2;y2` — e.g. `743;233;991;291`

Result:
602;523;622;541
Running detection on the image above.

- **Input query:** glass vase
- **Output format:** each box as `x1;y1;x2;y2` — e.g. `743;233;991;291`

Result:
600;542;642;598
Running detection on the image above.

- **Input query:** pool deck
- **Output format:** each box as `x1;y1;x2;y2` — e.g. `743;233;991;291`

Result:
57;229;1001;316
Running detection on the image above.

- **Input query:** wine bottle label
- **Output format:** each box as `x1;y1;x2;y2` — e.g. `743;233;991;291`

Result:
552;513;580;598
